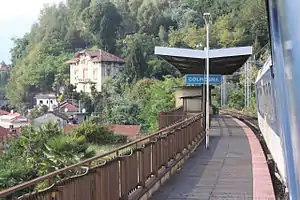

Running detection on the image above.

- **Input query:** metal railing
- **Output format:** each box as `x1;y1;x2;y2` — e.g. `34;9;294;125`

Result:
0;113;203;200
158;106;185;129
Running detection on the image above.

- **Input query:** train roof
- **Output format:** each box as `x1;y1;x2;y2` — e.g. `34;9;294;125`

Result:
255;56;272;83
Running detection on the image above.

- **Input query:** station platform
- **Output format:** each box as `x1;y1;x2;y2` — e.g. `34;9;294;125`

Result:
150;115;275;200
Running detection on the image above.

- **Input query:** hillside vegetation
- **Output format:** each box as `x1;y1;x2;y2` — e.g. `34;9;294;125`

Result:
7;0;268;122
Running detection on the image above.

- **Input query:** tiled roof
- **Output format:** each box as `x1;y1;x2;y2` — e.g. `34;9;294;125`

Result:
59;102;79;113
66;49;125;64
107;125;141;137
0;126;8;140
0;126;22;141
0;109;9;115
63;124;79;132
0;66;9;71
34;93;57;99
7;112;21;117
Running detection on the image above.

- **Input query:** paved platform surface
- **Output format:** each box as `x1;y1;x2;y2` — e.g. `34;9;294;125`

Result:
150;115;275;200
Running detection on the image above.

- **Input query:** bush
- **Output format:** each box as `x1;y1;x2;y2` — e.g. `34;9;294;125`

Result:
0;156;34;189
0;122;95;191
38;135;95;176
73;120;126;145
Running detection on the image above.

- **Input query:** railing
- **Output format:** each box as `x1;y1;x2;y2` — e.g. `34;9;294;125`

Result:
158;106;185;129
0;113;203;200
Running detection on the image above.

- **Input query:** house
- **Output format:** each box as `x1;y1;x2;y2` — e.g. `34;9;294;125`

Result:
67;49;125;93
0;109;9;115
0;111;29;128
54;100;87;124
107;125;141;142
33;111;69;128
56;100;79;114
0;125;21;150
34;93;58;111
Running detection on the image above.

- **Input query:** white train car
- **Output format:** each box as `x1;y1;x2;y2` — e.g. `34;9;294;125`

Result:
255;56;286;185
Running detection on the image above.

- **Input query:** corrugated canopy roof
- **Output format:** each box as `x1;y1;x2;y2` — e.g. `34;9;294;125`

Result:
155;46;252;75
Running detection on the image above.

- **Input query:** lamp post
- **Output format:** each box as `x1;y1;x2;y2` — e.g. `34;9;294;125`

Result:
204;13;211;149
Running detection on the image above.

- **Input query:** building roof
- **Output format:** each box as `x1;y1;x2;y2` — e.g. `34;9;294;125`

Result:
107;125;141;137
34;93;57;99
0;66;10;71
63;124;79;132
58;101;79;113
0;126;8;140
7;112;21;117
155;46;252;75
48;111;69;120
0;112;28;123
66;49;125;64
0;109;9;115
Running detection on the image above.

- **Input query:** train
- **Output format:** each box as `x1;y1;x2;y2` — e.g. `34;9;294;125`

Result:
256;0;300;198
255;56;286;185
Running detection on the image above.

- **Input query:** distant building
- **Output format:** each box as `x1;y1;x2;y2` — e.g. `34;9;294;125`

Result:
56;100;79;114
33;111;69;128
53;100;87;124
34;93;58;111
67;49;125;93
0;111;29;128
0;109;9;115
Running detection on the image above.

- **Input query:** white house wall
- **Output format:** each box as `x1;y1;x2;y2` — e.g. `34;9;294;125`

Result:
70;55;123;94
36;98;58;111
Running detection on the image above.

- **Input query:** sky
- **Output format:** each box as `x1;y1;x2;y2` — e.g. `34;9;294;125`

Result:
0;0;65;64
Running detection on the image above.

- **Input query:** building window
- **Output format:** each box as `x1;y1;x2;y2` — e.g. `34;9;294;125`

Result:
50;100;53;104
93;69;97;80
107;67;111;76
40;100;43;104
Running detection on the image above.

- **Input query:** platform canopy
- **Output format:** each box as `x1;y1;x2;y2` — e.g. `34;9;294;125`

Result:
155;46;252;75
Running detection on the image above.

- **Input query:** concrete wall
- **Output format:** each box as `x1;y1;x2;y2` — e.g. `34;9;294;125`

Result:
174;86;203;112
36;98;58;111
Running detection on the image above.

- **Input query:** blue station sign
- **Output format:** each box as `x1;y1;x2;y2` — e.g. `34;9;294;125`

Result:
185;74;222;85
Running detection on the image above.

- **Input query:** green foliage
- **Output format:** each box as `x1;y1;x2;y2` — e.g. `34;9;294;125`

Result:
29;105;49;119
139;76;184;132
6;0;268;114
38;135;95;176
102;75;183;132
0;122;95;190
72;120;126;145
83;1;122;53
0;156;33;189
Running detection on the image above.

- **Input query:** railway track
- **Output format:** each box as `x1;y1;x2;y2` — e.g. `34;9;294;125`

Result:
220;109;288;200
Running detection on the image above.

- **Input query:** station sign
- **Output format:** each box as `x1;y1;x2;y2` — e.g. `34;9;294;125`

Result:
185;74;222;85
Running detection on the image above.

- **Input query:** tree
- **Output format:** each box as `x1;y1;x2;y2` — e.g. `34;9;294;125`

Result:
0;61;6;66
85;1;122;53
